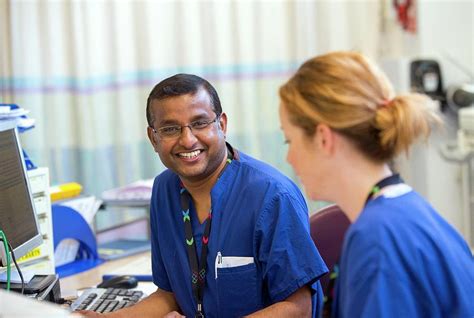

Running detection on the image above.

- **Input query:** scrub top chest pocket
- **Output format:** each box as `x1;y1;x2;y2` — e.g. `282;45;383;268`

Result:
215;252;261;316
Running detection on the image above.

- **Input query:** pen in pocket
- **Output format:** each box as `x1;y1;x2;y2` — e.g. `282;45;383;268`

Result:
215;251;222;279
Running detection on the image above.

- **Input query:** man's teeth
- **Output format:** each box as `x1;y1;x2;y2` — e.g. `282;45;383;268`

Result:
178;150;201;158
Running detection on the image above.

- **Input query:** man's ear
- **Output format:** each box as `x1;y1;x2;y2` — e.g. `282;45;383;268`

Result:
147;126;159;152
315;123;336;155
218;113;228;137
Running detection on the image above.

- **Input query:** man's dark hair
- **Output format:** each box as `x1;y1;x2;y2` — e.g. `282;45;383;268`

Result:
146;73;222;127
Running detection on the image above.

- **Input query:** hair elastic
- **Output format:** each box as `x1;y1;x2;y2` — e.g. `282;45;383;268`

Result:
380;98;393;108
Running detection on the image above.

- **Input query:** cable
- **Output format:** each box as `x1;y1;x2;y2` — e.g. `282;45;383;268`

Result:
0;230;11;291
0;231;11;291
8;242;24;295
443;51;474;81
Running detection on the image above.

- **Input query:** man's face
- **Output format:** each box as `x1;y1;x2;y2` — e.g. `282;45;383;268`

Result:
147;88;228;183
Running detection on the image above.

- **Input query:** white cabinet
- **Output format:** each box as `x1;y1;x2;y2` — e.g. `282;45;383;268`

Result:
17;167;55;274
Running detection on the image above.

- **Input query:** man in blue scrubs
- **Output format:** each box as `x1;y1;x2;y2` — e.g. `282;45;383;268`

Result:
103;74;327;318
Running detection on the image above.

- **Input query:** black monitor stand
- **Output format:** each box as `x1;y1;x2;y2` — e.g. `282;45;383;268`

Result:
0;274;61;302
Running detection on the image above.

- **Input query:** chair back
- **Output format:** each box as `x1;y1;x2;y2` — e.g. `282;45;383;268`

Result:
310;204;351;292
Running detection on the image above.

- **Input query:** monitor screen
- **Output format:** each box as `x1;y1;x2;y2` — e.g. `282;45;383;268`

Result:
0;121;42;266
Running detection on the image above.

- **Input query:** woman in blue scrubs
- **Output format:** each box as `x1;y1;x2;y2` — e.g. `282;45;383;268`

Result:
278;51;474;317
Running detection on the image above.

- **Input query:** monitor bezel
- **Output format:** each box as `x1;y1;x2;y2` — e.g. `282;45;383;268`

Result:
0;120;43;265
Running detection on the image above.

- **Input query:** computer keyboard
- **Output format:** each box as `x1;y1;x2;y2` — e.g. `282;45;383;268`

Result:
70;287;144;313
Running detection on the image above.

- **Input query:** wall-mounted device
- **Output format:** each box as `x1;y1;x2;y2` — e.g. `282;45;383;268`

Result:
446;83;474;113
410;59;446;110
380;58;446;111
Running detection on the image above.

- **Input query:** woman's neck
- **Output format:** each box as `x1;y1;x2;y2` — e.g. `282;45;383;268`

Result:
336;161;392;222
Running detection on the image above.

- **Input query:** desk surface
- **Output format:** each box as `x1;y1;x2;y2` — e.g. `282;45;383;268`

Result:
0;289;70;317
60;251;153;295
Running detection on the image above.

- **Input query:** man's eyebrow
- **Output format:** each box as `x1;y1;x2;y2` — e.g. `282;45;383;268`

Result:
190;114;212;121
157;119;180;127
157;114;212;127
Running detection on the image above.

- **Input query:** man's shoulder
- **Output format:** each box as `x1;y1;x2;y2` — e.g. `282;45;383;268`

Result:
233;153;304;205
153;169;178;189
236;151;298;192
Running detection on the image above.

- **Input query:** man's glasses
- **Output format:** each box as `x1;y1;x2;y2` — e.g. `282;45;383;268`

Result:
151;115;220;139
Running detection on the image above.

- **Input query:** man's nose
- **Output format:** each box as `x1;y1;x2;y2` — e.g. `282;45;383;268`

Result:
178;126;198;146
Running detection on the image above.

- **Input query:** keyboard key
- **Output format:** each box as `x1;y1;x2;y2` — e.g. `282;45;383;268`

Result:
71;287;145;313
133;291;144;297
103;300;119;313
111;289;120;295
89;301;103;312
117;301;128;310
96;301;110;313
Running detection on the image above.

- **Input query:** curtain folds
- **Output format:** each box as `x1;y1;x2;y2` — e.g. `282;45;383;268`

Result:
0;0;380;197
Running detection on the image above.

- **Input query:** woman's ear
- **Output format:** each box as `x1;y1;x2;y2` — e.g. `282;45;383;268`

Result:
147;126;160;152
315;123;336;155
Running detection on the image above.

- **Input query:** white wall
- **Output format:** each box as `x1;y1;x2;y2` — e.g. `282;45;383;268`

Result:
388;0;474;244
418;1;473;87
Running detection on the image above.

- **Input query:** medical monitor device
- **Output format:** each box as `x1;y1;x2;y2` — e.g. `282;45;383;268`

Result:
0;120;43;267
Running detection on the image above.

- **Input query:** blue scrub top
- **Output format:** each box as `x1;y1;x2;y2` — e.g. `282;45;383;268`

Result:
334;185;474;317
150;149;328;318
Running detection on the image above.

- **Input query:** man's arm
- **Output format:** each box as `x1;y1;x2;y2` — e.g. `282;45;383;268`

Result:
246;286;312;318
252;191;327;318
78;288;180;318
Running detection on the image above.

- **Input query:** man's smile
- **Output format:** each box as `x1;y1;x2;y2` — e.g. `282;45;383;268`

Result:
176;149;203;160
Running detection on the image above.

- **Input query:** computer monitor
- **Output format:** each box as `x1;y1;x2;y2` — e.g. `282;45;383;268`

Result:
0;120;43;267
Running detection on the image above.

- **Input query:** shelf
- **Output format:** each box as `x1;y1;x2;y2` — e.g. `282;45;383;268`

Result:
94;206;149;234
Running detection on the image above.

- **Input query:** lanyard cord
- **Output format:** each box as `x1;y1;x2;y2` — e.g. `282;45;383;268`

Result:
180;189;210;317
364;173;404;206
180;149;233;318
